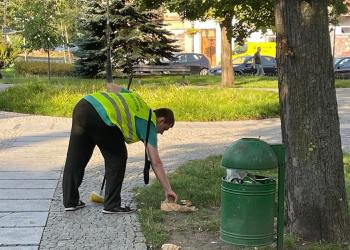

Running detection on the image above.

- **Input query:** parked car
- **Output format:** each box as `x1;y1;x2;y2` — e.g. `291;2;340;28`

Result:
208;55;277;76
334;57;350;79
334;57;345;65
161;52;211;75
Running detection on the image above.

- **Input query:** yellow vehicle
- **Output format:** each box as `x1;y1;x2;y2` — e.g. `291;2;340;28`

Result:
232;42;276;59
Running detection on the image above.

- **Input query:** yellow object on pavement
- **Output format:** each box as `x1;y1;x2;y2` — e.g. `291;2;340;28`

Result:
89;191;104;203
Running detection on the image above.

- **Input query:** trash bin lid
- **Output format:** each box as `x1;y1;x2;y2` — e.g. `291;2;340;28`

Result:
222;138;278;170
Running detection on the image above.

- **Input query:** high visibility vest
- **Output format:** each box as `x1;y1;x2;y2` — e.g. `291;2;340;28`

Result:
86;91;156;144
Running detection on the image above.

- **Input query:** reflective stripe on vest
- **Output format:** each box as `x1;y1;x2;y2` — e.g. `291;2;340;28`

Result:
87;91;156;143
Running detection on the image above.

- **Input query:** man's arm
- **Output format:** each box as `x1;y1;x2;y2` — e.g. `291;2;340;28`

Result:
146;144;178;202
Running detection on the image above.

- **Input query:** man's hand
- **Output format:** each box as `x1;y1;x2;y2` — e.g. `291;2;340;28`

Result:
165;189;178;203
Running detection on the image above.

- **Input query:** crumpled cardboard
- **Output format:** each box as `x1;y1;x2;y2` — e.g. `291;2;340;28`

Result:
161;243;181;250
161;199;198;212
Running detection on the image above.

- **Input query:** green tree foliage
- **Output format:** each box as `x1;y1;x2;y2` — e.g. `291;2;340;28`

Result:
1;0;81;46
74;0;178;77
14;0;60;52
74;37;106;77
0;36;22;69
1;0;18;32
55;0;82;45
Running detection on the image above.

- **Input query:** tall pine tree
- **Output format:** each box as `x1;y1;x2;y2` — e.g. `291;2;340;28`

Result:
74;0;178;77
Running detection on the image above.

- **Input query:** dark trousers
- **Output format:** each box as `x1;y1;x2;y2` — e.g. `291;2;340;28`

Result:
62;99;127;210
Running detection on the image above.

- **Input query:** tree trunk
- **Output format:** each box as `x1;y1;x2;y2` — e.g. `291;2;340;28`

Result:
47;49;51;82
65;25;72;63
275;0;349;242
220;16;233;87
60;21;67;64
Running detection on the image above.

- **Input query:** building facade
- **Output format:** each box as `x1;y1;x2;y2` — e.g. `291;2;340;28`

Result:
163;6;350;66
162;11;274;67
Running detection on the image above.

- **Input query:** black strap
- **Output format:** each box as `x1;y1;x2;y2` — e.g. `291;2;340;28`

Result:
100;174;106;195
127;75;132;90
143;109;153;184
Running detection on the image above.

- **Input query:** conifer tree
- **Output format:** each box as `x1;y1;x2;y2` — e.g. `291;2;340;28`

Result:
74;0;178;77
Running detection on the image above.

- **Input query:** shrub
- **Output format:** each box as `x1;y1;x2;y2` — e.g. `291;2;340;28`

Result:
14;61;74;76
0;39;22;69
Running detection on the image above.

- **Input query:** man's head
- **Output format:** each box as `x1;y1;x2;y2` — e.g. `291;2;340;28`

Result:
257;47;261;52
154;108;175;134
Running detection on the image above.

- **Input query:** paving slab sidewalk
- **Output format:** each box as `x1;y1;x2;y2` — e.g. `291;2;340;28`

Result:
1;86;350;249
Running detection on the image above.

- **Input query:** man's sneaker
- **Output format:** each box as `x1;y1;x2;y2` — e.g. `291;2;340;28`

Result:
102;206;135;214
65;201;86;211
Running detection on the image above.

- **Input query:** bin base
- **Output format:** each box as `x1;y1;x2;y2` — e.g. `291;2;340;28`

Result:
220;228;274;247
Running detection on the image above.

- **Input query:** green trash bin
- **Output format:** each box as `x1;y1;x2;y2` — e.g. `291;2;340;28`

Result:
221;177;276;246
220;138;284;247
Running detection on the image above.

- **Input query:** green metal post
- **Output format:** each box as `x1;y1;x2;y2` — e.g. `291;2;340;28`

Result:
270;144;285;250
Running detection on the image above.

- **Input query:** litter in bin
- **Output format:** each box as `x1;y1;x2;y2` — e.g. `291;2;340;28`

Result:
225;171;273;184
225;169;248;182
255;175;273;184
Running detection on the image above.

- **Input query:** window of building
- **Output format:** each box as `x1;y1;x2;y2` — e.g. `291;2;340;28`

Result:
341;27;350;34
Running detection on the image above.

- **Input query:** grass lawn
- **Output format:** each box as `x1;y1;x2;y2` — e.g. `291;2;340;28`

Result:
0;81;279;121
134;154;350;250
1;67;350;88
2;68;350;120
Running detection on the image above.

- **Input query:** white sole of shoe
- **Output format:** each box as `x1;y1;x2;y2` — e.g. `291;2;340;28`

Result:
102;209;135;214
65;204;86;211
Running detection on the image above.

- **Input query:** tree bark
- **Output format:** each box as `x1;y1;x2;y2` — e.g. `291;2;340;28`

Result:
220;16;233;87
275;0;349;242
47;49;51;82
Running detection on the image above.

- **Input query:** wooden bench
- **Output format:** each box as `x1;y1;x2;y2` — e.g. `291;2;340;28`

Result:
132;65;192;84
133;65;191;76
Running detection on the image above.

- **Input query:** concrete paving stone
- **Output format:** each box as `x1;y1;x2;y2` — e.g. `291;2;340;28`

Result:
0;165;62;172
10;141;67;147
0;180;58;189
0;212;48;227
0;189;55;199
0;160;65;166
0;89;350;249
0;171;60;180
0;200;51;212
17;131;70;137
14;136;67;142
134;237;145;243
0;247;38;250
0;148;67;155
134;243;147;250
0;227;43;245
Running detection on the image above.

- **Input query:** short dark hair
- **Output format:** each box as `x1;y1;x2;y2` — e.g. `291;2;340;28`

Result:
154;108;175;127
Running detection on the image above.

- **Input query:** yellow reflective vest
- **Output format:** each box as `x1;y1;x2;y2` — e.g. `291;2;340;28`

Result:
84;91;156;144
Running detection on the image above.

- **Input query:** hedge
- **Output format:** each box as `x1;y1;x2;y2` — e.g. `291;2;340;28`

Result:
14;61;74;76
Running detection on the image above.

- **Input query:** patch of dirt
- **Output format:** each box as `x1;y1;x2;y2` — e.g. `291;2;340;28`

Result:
159;207;349;250
162;208;245;250
166;230;239;250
